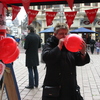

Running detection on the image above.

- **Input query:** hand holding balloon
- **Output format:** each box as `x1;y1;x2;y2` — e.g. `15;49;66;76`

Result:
64;34;86;52
79;40;87;56
58;38;65;50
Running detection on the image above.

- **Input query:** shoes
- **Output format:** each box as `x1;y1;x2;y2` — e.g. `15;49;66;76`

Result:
35;85;38;88
25;86;34;89
35;86;38;88
0;86;2;90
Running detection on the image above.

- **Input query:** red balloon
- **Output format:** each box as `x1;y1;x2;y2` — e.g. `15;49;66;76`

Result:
64;34;84;52
0;43;17;58
2;47;20;64
0;37;17;47
0;37;17;59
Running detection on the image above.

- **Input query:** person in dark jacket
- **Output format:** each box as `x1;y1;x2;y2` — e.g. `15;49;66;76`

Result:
24;25;41;89
42;23;90;100
89;38;95;54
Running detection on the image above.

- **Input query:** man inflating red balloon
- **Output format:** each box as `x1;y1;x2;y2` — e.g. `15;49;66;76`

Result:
42;23;90;100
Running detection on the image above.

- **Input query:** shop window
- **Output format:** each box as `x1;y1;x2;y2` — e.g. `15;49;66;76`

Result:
96;28;100;40
69;27;78;32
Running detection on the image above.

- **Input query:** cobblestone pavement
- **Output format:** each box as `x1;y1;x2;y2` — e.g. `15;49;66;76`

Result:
0;46;100;100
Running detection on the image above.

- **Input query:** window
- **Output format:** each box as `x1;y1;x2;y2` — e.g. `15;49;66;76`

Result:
65;4;68;7
75;8;80;12
92;3;98;6
84;3;90;6
38;6;41;9
54;5;60;8
42;5;45;10
53;9;60;12
69;27;77;32
46;5;52;9
41;6;45;14
30;6;35;10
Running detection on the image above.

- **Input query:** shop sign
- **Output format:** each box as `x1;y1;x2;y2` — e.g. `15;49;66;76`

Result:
97;21;100;25
83;20;90;25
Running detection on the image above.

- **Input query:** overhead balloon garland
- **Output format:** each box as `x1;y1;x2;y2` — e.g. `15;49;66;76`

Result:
0;0;99;28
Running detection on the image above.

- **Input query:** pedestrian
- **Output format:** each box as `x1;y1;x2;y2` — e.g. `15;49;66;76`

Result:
6;27;15;39
89;38;95;54
95;39;100;54
42;23;90;100
21;34;26;47
24;25;41;89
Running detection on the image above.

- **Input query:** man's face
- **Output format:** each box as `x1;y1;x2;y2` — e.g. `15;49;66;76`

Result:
27;29;30;33
54;29;68;39
6;28;10;34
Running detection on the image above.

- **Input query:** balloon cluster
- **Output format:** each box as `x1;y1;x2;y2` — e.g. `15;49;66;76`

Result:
64;34;84;52
0;37;20;64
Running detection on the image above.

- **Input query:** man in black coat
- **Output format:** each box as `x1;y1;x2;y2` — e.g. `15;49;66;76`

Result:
24;25;41;89
42;23;90;100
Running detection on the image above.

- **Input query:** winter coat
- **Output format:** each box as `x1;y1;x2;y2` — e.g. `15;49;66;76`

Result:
24;32;41;67
90;39;95;48
42;36;90;100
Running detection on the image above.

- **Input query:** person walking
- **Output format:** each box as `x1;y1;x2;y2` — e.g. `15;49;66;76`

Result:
24;25;41;89
95;39;100;54
42;23;90;100
89;38;95;54
21;34;26;47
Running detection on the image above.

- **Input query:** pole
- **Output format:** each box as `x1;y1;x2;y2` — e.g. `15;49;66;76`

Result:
59;5;64;23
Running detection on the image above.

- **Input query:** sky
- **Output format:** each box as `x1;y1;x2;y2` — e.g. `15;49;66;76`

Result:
6;7;26;27
6;7;26;26
17;7;26;24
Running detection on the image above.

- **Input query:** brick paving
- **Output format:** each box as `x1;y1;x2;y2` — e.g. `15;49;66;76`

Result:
0;46;100;100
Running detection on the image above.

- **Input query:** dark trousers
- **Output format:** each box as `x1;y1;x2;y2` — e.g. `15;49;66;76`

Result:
90;47;94;54
27;66;39;87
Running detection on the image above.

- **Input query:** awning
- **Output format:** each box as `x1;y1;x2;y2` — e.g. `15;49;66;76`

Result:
70;27;98;33
39;27;54;33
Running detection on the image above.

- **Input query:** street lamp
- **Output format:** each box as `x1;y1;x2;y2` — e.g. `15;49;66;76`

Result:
59;5;64;23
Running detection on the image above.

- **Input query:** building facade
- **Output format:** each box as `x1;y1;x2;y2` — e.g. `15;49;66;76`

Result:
29;3;100;44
